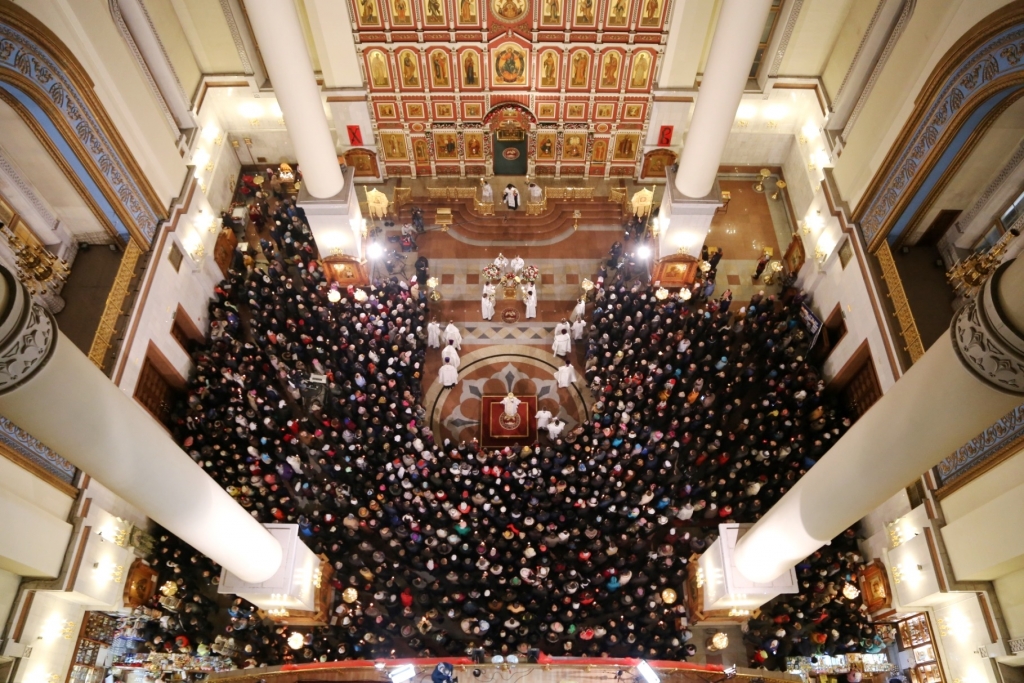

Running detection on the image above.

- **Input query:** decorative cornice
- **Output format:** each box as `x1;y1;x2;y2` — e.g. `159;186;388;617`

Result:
936;404;1024;487
0;18;162;242
219;0;254;75
0;272;57;394
956;139;1024;233
951;262;1024;395
0;415;75;484
858;10;1024;249
768;0;803;78
106;0;179;133
832;0;889;108
0;141;58;230
842;0;914;143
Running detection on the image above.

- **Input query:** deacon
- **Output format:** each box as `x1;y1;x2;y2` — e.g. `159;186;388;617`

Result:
525;283;538;319
482;282;496;320
444;321;462;350
503;183;520;211
500;392;522;417
427;319;441;348
442;340;461;369
555;358;578;388
438;358;458;388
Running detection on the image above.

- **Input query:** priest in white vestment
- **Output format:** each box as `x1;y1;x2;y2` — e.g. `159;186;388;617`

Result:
499;393;522;417
571;318;585;340
555;360;577;388
444;322;462;350
535;409;553;431
552;329;572;357
442;341;460;369
481;283;496;320
510;255;525;273
439;358;458;387
524;284;537;319
570;298;586;322
427;320;441;348
546;417;564;441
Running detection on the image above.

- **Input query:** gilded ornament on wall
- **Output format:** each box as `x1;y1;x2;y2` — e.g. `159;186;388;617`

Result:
491;0;528;22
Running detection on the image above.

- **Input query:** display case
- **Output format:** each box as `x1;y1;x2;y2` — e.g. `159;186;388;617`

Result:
898;614;931;648
66;613;117;683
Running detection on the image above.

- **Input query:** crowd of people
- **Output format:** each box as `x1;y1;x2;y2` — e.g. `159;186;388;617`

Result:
154;196;875;669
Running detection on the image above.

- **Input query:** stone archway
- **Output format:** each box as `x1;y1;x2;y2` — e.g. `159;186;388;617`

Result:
854;0;1024;251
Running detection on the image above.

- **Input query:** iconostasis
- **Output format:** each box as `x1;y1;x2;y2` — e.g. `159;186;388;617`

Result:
352;0;671;180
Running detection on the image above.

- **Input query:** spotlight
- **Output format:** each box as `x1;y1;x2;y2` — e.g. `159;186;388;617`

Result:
636;661;660;683
637;245;651;260
389;665;416;683
367;242;384;259
287;632;304;650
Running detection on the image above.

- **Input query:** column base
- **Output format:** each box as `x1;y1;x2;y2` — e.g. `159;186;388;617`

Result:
698;523;799;615
218;523;321;613
658;167;723;259
297;166;364;262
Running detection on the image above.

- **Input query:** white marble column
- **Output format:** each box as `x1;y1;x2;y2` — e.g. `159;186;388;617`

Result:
734;256;1024;583
243;0;344;199
0;268;283;583
674;0;773;199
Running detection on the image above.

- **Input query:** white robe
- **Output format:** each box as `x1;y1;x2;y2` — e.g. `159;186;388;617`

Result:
442;345;461;369
552;332;572;356
510;256;525;273
546;420;564;440
555;364;577;388
481;183;493;203
427;322;441;348
571;319;585;340
503;187;520;209
570;299;586;322
500;395;522;417
554;321;570;336
444;323;462;350
525;288;537;319
493;254;509;270
439;364;458;387
528;184;543;202
535;409;553;430
481;284;495;320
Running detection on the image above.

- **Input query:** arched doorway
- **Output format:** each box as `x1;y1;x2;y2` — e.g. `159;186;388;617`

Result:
485;103;534;176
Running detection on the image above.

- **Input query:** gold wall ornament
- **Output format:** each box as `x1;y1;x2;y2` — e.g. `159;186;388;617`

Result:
875;241;925;364
946;227;1020;297
87;240;141;371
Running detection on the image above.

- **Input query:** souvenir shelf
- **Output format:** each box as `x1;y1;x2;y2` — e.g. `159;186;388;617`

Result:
67;613;118;683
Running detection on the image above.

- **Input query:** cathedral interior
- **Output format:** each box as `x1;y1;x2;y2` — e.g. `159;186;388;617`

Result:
1;3;1024;683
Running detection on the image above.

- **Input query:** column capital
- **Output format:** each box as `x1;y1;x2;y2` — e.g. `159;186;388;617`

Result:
0;268;57;395
952;261;1024;395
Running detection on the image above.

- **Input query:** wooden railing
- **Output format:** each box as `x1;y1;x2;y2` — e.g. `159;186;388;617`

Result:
427;187;477;200
875;241;926;364
545;186;594;200
473;198;494;216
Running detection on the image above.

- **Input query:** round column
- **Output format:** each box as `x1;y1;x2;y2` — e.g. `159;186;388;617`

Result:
244;0;344;199
674;0;773;199
0;267;283;583
734;257;1024;583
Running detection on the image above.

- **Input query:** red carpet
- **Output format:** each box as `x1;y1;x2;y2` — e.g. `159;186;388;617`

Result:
480;395;537;448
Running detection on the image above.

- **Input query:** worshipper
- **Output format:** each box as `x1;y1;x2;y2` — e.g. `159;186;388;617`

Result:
571;317;586;341
481;282;496;320
535;407;553;431
439;358;458;388
510;254;525;274
552;327;572;357
555;358;578;388
754;251;770;280
441;340;461;369
719;289;734;313
524;283;538;319
480;178;493;203
415;254;430;284
546;416;564;440
427;319;441;348
502;184;520;210
570;297;586;322
444;321;462;349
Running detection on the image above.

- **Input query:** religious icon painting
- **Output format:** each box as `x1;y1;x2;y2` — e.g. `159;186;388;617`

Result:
398;49;421;88
623;103;644;120
573;0;596;25
406;102;425;118
491;0;528;22
629;51;653;88
612;132;639;160
390;0;414;25
367;50;392;89
434;132;459;159
639;0;662;26
429;50;451;88
423;0;446;24
464;102;483;119
538;50;560;89
356;0;382;25
435;102;454;118
491;42;528;86
563;133;586;160
347;125;363;145
599;50;622;89
412;137;430;164
592;138;609;163
464;132;485;160
568;50;591;88
537;102;557;119
381;132;408;160
540;0;563;25
461;50;482;88
595;103;615;119
605;0;629;27
536;131;557;160
377;102;397;119
657;125;673;146
566;103;586;119
456;0;478;24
